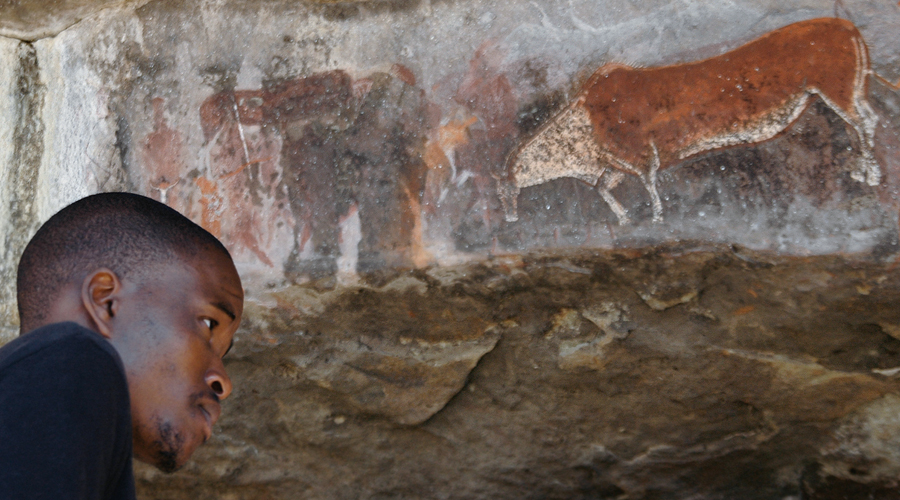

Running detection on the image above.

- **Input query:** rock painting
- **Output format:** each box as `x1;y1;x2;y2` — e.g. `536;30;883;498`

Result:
424;42;523;249
137;18;899;264
500;18;883;224
142;98;185;204
197;68;429;280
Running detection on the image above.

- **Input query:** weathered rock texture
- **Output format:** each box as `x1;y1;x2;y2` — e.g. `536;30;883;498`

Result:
1;0;900;498
0;0;137;40
135;247;900;499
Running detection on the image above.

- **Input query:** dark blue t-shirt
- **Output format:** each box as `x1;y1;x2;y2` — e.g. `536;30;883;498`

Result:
0;322;136;500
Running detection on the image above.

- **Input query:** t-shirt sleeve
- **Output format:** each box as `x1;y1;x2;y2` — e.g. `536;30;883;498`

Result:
0;334;132;500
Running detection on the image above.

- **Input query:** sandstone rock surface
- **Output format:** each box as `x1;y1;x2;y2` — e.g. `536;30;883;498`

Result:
134;247;900;499
0;0;138;40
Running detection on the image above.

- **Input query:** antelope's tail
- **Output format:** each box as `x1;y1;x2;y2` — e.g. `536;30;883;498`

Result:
870;70;900;91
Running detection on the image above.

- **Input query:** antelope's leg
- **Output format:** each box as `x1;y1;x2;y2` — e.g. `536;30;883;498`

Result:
813;37;881;186
817;90;881;186
646;141;664;222
853;37;881;185
596;170;630;225
497;182;521;222
854;96;880;185
598;150;663;223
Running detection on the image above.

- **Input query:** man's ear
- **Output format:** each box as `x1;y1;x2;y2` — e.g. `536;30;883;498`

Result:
81;268;122;339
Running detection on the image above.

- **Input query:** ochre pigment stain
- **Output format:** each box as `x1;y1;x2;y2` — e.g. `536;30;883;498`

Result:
502;18;881;224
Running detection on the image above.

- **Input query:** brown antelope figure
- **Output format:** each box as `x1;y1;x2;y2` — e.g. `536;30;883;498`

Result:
499;18;881;224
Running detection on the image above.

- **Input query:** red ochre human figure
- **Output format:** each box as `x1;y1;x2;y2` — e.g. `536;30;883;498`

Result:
0;192;243;499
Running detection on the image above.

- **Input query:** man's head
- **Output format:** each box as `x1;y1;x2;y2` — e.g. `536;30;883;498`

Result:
16;192;244;472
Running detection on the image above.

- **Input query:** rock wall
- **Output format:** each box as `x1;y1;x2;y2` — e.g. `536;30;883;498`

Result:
1;0;900;498
139;247;900;500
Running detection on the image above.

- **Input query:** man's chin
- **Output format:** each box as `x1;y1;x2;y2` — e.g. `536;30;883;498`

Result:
140;419;196;473
152;449;184;474
133;446;187;473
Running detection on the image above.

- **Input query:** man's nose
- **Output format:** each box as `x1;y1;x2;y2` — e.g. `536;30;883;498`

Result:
205;364;233;400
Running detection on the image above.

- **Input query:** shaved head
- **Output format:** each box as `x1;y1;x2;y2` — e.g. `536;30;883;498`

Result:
16;192;229;331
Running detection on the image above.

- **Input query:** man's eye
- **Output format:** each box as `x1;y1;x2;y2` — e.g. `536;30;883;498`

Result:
202;318;218;330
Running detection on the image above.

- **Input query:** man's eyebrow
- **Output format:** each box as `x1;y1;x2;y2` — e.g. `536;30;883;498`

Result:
214;302;236;321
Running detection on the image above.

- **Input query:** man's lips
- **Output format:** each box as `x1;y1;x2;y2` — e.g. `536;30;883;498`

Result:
198;401;222;442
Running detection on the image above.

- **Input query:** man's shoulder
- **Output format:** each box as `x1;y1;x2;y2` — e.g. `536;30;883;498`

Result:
0;322;123;378
0;323;136;500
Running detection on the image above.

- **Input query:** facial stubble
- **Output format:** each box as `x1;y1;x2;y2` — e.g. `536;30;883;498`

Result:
151;419;186;473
